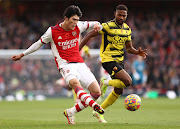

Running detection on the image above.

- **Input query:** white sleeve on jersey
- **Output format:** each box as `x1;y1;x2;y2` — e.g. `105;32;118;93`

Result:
99;24;103;31
77;21;101;33
88;21;101;30
40;27;52;44
23;27;52;56
23;40;43;56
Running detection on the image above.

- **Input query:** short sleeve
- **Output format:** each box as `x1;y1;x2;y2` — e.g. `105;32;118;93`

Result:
40;27;52;44
77;21;89;34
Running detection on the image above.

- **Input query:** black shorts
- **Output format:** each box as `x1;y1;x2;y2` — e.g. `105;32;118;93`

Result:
102;61;124;78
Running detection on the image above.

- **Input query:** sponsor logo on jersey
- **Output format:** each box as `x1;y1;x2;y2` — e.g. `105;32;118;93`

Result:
112;35;127;46
58;38;78;50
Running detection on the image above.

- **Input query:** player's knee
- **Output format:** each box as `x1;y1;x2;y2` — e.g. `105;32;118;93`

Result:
88;81;101;95
124;78;132;87
90;92;101;100
114;88;124;95
69;79;81;89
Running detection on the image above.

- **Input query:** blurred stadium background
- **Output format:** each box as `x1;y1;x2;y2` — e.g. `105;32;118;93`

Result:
0;0;179;101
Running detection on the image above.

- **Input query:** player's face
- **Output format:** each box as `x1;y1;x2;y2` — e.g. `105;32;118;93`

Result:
66;15;79;30
114;10;127;25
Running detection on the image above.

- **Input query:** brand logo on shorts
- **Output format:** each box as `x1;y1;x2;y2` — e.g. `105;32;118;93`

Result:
113;66;118;71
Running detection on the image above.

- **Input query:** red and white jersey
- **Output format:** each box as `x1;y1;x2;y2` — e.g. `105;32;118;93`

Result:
40;21;90;69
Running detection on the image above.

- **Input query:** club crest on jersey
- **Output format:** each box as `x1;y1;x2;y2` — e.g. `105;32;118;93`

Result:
72;31;77;37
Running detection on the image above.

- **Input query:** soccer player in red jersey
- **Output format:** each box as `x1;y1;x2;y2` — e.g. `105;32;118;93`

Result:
11;5;104;124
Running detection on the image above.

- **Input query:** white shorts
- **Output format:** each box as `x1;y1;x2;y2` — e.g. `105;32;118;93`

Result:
59;63;97;89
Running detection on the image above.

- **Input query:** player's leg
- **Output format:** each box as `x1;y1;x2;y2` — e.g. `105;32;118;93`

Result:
101;62;132;96
101;69;132;90
64;82;104;124
69;81;106;123
69;78;104;111
61;64;102;124
72;89;80;104
88;81;101;99
62;63;104;124
86;81;106;123
67;81;103;115
64;78;103;124
68;63;104;115
101;88;123;109
61;63;100;108
101;69;132;109
93;62;132;123
77;63;103;106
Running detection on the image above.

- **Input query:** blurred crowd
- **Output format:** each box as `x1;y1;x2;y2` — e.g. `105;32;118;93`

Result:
0;59;61;96
0;1;179;97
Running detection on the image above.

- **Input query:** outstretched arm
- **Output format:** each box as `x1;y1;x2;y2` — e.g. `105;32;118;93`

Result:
11;27;51;61
11;40;44;61
79;29;99;51
125;41;148;59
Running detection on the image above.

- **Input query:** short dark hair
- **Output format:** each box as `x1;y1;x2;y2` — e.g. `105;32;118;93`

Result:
116;4;128;11
63;5;82;18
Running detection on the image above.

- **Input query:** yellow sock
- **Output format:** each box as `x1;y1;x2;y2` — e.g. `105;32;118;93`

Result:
72;89;77;101
108;79;126;88
101;90;121;109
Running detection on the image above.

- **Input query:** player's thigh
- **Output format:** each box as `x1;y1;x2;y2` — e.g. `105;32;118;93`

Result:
77;63;98;89
59;64;80;87
114;69;131;81
114;69;132;86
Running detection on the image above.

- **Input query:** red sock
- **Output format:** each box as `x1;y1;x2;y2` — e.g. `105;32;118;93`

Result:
74;101;88;112
75;86;97;108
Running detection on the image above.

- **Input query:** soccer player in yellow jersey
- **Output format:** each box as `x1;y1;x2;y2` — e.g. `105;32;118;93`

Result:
79;4;147;123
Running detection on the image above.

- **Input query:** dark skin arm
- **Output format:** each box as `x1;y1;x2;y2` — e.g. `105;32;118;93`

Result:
79;29;99;51
80;30;148;58
125;41;148;58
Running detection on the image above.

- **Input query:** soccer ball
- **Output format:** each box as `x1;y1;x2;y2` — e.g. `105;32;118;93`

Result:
124;94;141;111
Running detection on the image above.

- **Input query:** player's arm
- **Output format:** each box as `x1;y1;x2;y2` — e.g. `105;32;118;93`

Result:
88;21;101;32
78;21;101;34
79;29;99;51
11;40;44;61
11;27;52;61
125;41;148;59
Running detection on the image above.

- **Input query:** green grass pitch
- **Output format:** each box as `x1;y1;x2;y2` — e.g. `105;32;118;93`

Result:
0;97;180;129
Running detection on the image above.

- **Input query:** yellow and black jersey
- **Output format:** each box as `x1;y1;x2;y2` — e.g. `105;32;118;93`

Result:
99;19;132;63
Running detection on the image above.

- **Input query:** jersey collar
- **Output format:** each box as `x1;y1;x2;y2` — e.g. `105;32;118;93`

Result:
114;19;124;29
